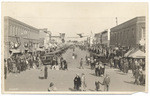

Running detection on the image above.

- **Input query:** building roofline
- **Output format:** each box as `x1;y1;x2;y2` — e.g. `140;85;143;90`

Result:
111;16;145;30
5;16;39;31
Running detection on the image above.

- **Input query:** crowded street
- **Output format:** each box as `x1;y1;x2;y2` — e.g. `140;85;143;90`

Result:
5;47;145;92
2;3;147;94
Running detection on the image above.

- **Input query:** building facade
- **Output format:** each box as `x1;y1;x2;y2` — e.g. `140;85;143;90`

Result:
4;16;40;58
94;33;101;45
110;16;145;48
101;29;110;47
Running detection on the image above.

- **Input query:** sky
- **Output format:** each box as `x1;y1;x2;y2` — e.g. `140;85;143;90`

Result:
2;2;148;37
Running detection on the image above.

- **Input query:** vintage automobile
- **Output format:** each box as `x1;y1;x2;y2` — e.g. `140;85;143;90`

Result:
40;54;54;65
40;50;61;65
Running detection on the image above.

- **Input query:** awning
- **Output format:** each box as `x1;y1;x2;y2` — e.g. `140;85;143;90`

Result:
9;49;21;58
128;50;145;58
124;48;134;57
9;49;21;54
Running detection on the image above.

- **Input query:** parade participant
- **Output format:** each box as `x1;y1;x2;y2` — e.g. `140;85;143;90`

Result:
44;66;48;79
12;57;17;73
139;68;145;85
25;58;30;70
99;61;105;76
17;57;21;73
72;53;75;59
109;58;114;68
131;59;136;76
92;59;97;70
38;56;43;68
51;57;56;69
90;56;93;69
128;58;132;70
79;58;84;69
113;56;117;68
95;62;99;76
119;58;123;71
7;58;12;73
48;82;57;91
55;64;59;70
63;60;68;70
74;74;81;91
4;59;7;79
39;68;44;79
98;62;102;76
87;57;90;66
139;59;145;71
117;56;121;70
60;57;63;70
95;81;100;91
124;59;129;74
85;55;88;65
81;73;87;91
101;74;110;91
135;59;140;69
134;67;140;85
101;63;105;76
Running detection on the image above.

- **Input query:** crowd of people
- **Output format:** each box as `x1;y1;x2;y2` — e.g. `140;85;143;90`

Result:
4;45;70;79
4;43;146;92
4;52;42;77
86;44;145;86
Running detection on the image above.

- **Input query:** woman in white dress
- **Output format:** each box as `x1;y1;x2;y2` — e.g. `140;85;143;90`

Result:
81;73;87;91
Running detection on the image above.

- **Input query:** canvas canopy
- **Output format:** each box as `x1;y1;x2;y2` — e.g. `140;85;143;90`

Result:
128;50;145;58
124;48;134;57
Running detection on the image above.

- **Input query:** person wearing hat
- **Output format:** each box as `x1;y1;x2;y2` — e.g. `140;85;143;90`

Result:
48;82;57;91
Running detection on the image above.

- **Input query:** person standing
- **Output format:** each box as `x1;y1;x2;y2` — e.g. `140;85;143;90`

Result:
124;59;129;74
109;58;114;68
95;81;100;91
44;66;48;79
4;59;7;79
95;62;99;76
102;74;110;91
81;73;87;91
60;57;63;70
64;60;68;70
80;58;84;69
134;68;140;85
74;74;81;91
90;56;94;69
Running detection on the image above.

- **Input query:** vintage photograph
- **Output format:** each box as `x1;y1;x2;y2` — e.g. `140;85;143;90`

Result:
1;2;148;94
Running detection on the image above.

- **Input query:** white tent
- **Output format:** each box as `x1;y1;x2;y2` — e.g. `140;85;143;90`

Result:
124;48;134;57
128;50;145;58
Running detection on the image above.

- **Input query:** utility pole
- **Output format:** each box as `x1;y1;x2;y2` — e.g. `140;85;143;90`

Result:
116;17;118;26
